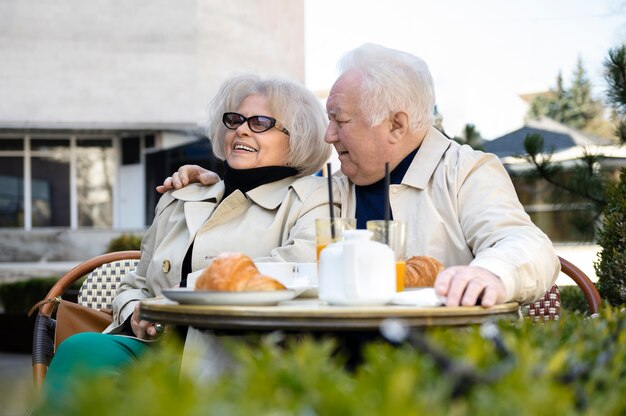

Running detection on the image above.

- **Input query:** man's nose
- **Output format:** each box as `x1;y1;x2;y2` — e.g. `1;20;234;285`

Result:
324;124;336;143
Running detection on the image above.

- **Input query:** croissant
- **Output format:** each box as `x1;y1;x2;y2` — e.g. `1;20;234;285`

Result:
195;253;286;291
405;256;445;288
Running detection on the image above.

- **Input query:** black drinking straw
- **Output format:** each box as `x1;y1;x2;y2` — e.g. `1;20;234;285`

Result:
326;162;336;239
384;162;390;245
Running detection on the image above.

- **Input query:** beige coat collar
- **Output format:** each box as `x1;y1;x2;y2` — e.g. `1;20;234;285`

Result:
171;182;225;202
334;126;452;214
171;177;299;237
402;126;452;190
246;176;299;210
171;184;224;239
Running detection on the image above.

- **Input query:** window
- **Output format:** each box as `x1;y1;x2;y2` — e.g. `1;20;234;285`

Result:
0;139;23;151
31;155;70;227
0;158;24;227
0;135;117;229
76;139;114;227
121;136;141;165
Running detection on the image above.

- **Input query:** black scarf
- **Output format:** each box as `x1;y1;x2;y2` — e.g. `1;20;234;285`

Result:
222;162;300;199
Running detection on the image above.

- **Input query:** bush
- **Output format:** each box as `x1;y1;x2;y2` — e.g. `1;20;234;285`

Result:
40;307;626;415
559;285;590;314
595;168;626;306
0;277;83;314
106;234;142;252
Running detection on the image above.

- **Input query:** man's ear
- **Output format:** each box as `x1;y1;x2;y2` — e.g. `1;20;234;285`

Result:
389;111;409;143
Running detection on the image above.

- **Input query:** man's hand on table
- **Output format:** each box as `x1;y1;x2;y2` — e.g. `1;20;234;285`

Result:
156;164;219;193
434;266;506;307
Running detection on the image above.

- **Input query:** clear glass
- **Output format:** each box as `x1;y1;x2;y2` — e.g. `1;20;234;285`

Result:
367;220;407;291
315;218;356;260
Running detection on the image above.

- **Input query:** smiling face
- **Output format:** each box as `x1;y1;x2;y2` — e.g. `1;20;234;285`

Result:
324;71;393;186
223;94;291;170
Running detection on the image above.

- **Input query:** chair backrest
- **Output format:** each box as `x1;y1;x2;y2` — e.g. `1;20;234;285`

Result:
78;258;140;310
524;256;601;321
558;256;602;317
526;285;561;321
31;250;142;388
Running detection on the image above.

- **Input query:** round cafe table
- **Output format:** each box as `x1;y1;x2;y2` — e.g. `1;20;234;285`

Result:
140;297;520;332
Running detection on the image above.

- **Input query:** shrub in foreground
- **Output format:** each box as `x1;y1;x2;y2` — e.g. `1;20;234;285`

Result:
40;306;626;415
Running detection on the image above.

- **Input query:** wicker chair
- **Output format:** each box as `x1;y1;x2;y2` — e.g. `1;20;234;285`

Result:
525;256;602;321
29;250;141;388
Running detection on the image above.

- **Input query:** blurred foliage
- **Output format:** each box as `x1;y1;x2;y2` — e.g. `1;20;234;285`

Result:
37;306;626;415
453;123;484;151
106;234;142;252
0;277;82;314
595;168;626;306
521;132;609;239
559;285;591;314
605;46;626;144
519;46;626;242
0;277;85;314
526;58;611;138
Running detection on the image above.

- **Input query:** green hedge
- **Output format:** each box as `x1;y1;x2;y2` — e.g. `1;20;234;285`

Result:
559;285;590;314
0;277;83;314
43;306;626;415
595;168;626;306
107;234;142;252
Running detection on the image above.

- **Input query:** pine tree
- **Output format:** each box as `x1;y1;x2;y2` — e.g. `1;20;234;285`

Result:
453;123;484;150
567;59;603;129
523;46;626;304
595;45;626;305
594;169;626;305
604;46;626;143
526;58;605;134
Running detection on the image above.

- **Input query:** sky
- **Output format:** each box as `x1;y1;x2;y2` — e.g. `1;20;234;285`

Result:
304;0;626;139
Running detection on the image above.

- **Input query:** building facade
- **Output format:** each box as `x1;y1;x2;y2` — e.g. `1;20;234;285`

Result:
0;0;305;260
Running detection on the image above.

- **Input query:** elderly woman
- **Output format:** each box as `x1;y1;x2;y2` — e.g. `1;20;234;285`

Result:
42;74;336;405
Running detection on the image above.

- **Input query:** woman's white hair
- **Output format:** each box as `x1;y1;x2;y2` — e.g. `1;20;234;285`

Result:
207;74;331;177
338;43;435;132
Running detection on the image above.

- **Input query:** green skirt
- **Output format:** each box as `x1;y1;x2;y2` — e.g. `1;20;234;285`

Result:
42;332;150;410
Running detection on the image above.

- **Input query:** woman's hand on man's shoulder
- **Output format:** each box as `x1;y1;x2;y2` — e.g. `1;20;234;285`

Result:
156;165;220;193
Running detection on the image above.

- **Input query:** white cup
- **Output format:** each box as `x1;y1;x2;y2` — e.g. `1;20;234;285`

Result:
296;263;318;286
254;262;298;287
296;262;319;298
186;269;204;289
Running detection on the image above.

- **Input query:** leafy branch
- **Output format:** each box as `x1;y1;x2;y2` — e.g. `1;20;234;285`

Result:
521;133;607;207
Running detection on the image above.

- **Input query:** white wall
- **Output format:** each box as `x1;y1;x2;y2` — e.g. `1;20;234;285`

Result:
554;243;600;285
0;0;305;127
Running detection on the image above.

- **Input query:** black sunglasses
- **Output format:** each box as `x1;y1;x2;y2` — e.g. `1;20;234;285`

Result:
222;112;290;136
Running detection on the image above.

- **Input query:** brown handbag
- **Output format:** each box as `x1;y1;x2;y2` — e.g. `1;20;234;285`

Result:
29;297;113;350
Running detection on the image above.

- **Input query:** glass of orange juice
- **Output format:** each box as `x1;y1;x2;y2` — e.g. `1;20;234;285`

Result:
366;220;407;292
315;218;356;260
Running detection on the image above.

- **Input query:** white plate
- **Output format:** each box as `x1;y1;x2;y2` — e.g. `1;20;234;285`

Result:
298;287;319;298
161;288;299;306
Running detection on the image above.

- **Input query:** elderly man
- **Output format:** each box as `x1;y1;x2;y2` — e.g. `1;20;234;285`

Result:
159;43;560;308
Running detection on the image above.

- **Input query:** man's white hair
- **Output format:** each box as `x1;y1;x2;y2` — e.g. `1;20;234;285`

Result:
338;43;436;132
